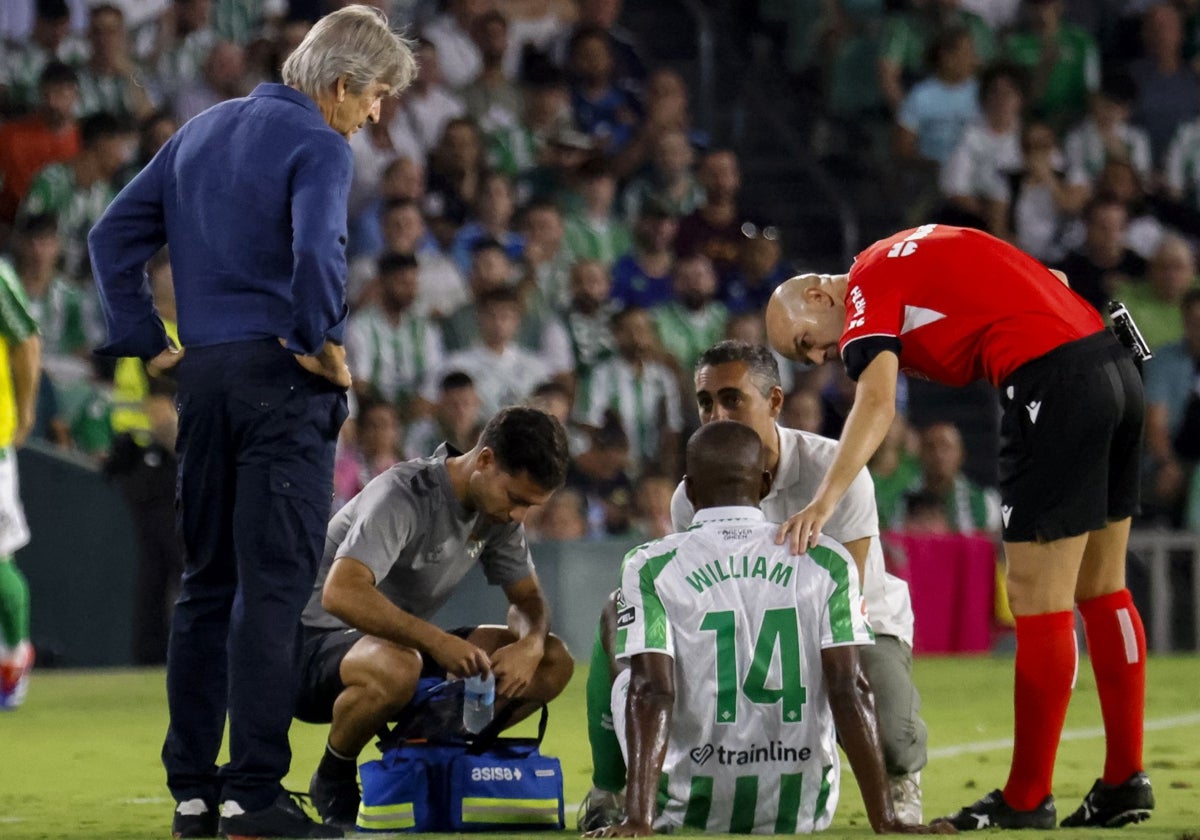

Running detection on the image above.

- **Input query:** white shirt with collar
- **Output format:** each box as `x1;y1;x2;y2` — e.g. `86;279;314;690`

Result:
671;424;915;645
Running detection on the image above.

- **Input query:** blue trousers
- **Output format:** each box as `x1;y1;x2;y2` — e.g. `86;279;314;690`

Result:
163;339;348;810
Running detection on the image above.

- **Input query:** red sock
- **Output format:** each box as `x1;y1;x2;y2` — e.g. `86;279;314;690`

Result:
1003;610;1077;810
1078;589;1146;785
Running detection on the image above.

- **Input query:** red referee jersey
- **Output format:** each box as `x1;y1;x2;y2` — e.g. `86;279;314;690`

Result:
838;224;1104;387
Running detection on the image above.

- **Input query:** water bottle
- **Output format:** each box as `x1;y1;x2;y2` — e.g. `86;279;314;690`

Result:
462;672;495;734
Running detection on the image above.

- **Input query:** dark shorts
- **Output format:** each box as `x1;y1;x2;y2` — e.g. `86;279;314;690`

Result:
294;625;476;725
998;330;1144;543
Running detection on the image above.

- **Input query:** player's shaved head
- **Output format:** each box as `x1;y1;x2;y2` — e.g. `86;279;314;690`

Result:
765;273;850;366
684;420;770;510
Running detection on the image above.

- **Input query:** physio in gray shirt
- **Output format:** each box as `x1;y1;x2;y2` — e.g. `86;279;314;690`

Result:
296;407;574;831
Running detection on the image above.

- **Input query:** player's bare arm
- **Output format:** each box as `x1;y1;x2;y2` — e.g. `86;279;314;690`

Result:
321;555;491;677
9;334;40;448
823;646;954;835
492;576;552;697
777;351;898;552
586;652;675;839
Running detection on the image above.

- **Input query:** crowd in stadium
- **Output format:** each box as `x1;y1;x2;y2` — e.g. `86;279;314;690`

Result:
0;0;1197;544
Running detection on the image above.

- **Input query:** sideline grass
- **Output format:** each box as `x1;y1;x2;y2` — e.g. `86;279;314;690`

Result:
1;656;1198;839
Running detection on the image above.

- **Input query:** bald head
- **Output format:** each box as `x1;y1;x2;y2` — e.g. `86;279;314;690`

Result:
765;273;850;366
684;420;769;510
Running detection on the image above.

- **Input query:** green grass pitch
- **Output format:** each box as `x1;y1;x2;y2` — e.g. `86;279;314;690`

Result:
1;656;1198;839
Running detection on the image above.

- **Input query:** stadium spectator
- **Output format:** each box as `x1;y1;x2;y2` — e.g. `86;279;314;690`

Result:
901;489;954;535
870;416;922;532
568;408;636;537
345;252;443;418
357;198;466;317
589;421;930;836
577;306;682;478
1063;72;1152;187
877;0;995;114
554;0;645;96
1003;0;1100;129
0;61;80;226
675;148;745;281
563;158;631;266
938;62;1024;232
441;238;515;351
117;109;178;188
767;225;1154;831
518;198;574;311
495;0;576;80
1130;2;1200;164
425;116;489;232
0;0;84;115
405;370;485;458
460;11;523;136
1163;110;1200;211
568;25;638;154
1115;233;1199;351
997;121;1090;263
525;485;589;542
451;170;525;274
653;253;728;374
348;156;427;261
427;286;552;421
0;241;41;711
560;259;617;385
154;0;220;104
1056;195;1148;315
11;214;90;390
1070;158;1165;260
424;0;490;89
720;221;790;315
722;310;795;393
621;128;702;223
404;38;466;154
75;4;154;121
333;399;402;512
630;472;674;540
893;25;981;166
883;422;1002;534
347;93;422;220
780;387;825;435
173;39;247;124
87;8;415;837
487;64;572;179
297;406;573;830
19;111;133;281
610;67;696;180
611;198;677;309
1142;288;1200;525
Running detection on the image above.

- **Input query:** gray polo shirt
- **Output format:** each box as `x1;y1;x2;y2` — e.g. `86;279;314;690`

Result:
302;444;535;631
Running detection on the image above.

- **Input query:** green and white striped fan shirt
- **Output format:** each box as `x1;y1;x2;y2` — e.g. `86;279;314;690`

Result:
345;306;444;409
652;301;728;374
1165;117;1200;210
18;162;115;280
616;507;873;834
577;356;682;468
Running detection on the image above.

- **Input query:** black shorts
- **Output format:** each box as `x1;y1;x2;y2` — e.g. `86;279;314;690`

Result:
998;330;1144;543
294;625;476;725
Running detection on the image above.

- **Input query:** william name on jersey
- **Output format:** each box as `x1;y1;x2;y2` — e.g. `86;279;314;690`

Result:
685;555;795;593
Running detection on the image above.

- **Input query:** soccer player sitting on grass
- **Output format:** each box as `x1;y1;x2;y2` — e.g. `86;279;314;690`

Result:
294;407;576;831
586;421;948;836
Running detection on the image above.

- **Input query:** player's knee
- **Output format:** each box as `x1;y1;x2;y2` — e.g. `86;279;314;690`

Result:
359;647;422;710
535;635;574;699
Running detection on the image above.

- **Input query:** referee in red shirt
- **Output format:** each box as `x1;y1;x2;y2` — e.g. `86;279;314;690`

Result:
765;224;1154;830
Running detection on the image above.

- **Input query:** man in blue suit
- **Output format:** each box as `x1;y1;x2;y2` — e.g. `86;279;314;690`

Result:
88;7;416;837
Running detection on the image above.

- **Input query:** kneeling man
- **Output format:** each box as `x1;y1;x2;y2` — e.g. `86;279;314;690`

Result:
296;407;576;829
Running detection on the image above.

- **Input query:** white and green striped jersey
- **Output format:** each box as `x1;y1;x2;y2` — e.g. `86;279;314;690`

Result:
18;162;115;280
345;306;444;409
0;38;88;111
577;356;682;469
652;301;729;374
616;506;873;834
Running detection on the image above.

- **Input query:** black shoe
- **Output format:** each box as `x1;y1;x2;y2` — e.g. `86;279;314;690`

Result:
217;791;342;839
308;770;360;831
1061;772;1154;828
172;799;218;838
934;790;1056;830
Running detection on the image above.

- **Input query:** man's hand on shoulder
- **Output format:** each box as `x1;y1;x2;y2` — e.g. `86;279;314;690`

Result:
584;818;654;837
431;632;492;679
491;635;544;698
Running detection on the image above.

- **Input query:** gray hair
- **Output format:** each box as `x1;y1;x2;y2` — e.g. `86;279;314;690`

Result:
282;5;417;99
696;340;782;397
